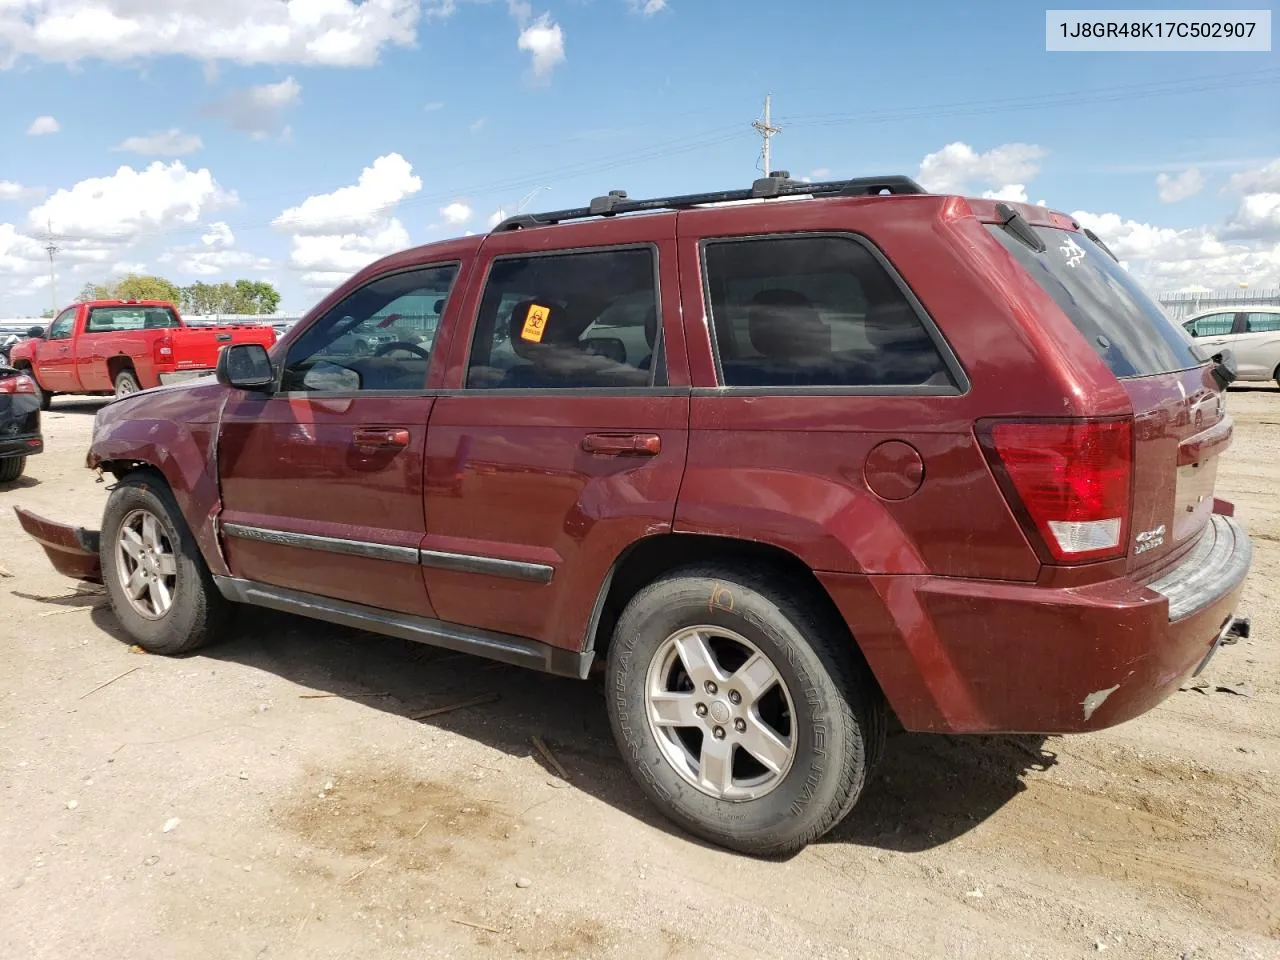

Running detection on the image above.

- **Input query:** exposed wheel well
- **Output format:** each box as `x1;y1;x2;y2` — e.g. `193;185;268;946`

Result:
107;357;137;384
589;533;853;660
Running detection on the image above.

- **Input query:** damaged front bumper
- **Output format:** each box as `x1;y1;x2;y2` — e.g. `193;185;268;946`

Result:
13;507;103;584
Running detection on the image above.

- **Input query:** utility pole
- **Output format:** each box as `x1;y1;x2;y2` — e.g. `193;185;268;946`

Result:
43;219;59;315
751;93;782;176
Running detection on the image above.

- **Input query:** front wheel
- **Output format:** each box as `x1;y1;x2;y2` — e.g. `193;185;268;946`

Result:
0;456;25;483
100;473;229;655
606;565;885;857
113;369;141;398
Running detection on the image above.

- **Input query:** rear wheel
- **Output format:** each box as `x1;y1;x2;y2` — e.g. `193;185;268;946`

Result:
100;473;229;655
0;457;25;482
606;564;885;856
113;369;140;398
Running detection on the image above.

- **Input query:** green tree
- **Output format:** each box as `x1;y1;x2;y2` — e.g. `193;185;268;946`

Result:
179;279;281;315
77;274;183;304
77;281;113;302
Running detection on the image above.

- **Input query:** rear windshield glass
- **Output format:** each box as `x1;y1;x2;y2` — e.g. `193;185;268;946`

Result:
986;224;1206;378
86;306;179;332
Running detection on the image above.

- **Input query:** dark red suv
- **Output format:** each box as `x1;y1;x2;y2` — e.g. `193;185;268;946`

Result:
17;174;1252;856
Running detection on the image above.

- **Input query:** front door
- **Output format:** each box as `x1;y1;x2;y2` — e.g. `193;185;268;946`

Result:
422;216;690;651
35;307;79;391
217;262;461;617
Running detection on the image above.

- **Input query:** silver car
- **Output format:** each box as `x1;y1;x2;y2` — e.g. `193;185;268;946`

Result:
1183;306;1280;387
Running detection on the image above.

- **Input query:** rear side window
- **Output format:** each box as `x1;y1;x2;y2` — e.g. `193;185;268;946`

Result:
987;225;1205;378
1184;313;1235;337
701;235;953;389
466;247;662;390
1244;312;1280;333
86;306;179;332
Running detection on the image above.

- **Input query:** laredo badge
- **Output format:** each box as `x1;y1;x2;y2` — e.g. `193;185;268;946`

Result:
520;304;551;343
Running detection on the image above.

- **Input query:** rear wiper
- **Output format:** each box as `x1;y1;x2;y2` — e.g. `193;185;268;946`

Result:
994;202;1046;253
1083;227;1119;262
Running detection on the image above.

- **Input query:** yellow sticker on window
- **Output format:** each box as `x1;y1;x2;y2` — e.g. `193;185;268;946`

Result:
520;304;551;343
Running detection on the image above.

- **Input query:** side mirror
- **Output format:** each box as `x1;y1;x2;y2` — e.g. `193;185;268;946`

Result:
26;325;46;339
216;343;275;391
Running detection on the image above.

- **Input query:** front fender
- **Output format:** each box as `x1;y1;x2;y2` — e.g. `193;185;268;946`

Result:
88;384;230;577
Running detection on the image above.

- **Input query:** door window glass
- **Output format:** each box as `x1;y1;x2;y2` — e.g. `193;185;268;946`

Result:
1185;313;1235;337
282;265;458;392
1243;312;1280;333
48;308;77;341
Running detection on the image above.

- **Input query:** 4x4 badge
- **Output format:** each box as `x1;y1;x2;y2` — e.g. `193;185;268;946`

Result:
1134;524;1166;555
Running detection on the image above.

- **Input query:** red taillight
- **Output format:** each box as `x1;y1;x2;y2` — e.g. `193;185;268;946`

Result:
982;418;1133;563
0;374;36;395
154;335;174;364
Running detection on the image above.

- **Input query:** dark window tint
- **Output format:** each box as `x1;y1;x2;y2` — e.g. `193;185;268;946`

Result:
987;225;1205;378
86;306;179;332
282;264;457;392
466;248;661;390
701;235;952;389
48;308;77;340
1244;312;1280;333
1183;313;1235;337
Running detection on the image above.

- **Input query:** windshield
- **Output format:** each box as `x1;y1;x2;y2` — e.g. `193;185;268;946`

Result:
987;224;1207;378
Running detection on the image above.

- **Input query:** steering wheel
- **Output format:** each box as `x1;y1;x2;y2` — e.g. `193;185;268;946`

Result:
373;341;429;360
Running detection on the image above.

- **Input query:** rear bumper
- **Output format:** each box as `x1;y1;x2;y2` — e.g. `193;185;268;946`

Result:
158;369;214;385
0;434;42;458
820;514;1252;734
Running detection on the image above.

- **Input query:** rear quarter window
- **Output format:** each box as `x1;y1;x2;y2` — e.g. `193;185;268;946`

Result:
987;224;1205;378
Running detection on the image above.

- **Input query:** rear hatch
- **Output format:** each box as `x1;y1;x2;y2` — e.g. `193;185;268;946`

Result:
987;220;1225;577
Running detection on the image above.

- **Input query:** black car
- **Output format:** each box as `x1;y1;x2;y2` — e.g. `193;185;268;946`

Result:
0;364;42;482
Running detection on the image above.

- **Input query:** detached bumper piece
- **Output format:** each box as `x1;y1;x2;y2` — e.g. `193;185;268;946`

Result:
12;507;102;583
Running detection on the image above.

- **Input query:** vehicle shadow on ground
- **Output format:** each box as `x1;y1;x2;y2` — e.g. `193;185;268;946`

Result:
88;604;1055;858
45;399;109;417
0;474;39;490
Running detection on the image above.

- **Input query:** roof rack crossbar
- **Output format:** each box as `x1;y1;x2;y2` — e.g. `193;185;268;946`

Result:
491;174;926;232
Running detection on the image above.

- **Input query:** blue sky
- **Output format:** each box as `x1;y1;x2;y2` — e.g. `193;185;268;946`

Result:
1;0;1278;316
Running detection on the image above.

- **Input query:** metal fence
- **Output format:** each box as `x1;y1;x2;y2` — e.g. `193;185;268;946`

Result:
1155;289;1280;321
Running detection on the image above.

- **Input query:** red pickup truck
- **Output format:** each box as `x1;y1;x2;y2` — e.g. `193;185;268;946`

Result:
9;300;276;407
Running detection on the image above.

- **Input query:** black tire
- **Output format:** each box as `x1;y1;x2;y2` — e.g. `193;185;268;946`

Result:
606;564;886;857
100;472;230;655
0;456;25;482
113;369;141;398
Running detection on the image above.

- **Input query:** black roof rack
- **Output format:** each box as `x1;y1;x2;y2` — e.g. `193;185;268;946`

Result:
492;172;926;232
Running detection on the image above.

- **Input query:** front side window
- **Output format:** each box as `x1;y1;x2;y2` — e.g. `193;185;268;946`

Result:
1184;313;1235;337
86;306;179;333
1244;312;1280;334
702;235;953;389
48;308;77;340
282;265;458;393
466;247;662;390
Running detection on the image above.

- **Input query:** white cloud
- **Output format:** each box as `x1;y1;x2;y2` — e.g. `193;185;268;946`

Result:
113;128;203;156
1227;158;1280;195
201;221;235;248
111;261;146;275
629;0;667;13
289;218;411;274
518;14;564;80
440;201;472;225
1155;167;1204;204
981;184;1029;203
508;0;533;24
918;142;1046;194
27;115;59;136
28;161;235;244
275;153;421;234
0;1;419;69
1226;192;1280;239
203;77;301;140
487;208;508;228
0;223;48;275
424;100;444;112
0;180;40;201
469;117;486;133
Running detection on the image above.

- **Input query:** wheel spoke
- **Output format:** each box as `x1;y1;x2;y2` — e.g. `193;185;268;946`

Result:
740;715;792;775
147;577;171;615
125;566;148;600
674;631;721;687
697;735;735;796
156;554;177;577
119;527;144;560
732;653;780;707
141;514;163;552
648;691;700;728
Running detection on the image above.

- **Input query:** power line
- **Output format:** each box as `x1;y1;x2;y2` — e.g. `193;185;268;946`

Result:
42;219;59;314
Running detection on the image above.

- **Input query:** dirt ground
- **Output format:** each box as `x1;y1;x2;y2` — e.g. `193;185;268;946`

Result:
1;391;1277;960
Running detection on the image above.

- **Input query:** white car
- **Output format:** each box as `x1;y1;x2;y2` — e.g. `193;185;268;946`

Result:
1182;306;1280;387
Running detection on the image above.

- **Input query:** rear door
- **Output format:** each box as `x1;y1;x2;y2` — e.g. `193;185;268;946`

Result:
988;225;1223;576
217;263;460;616
1182;312;1237;352
421;215;689;651
1234;311;1280;380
